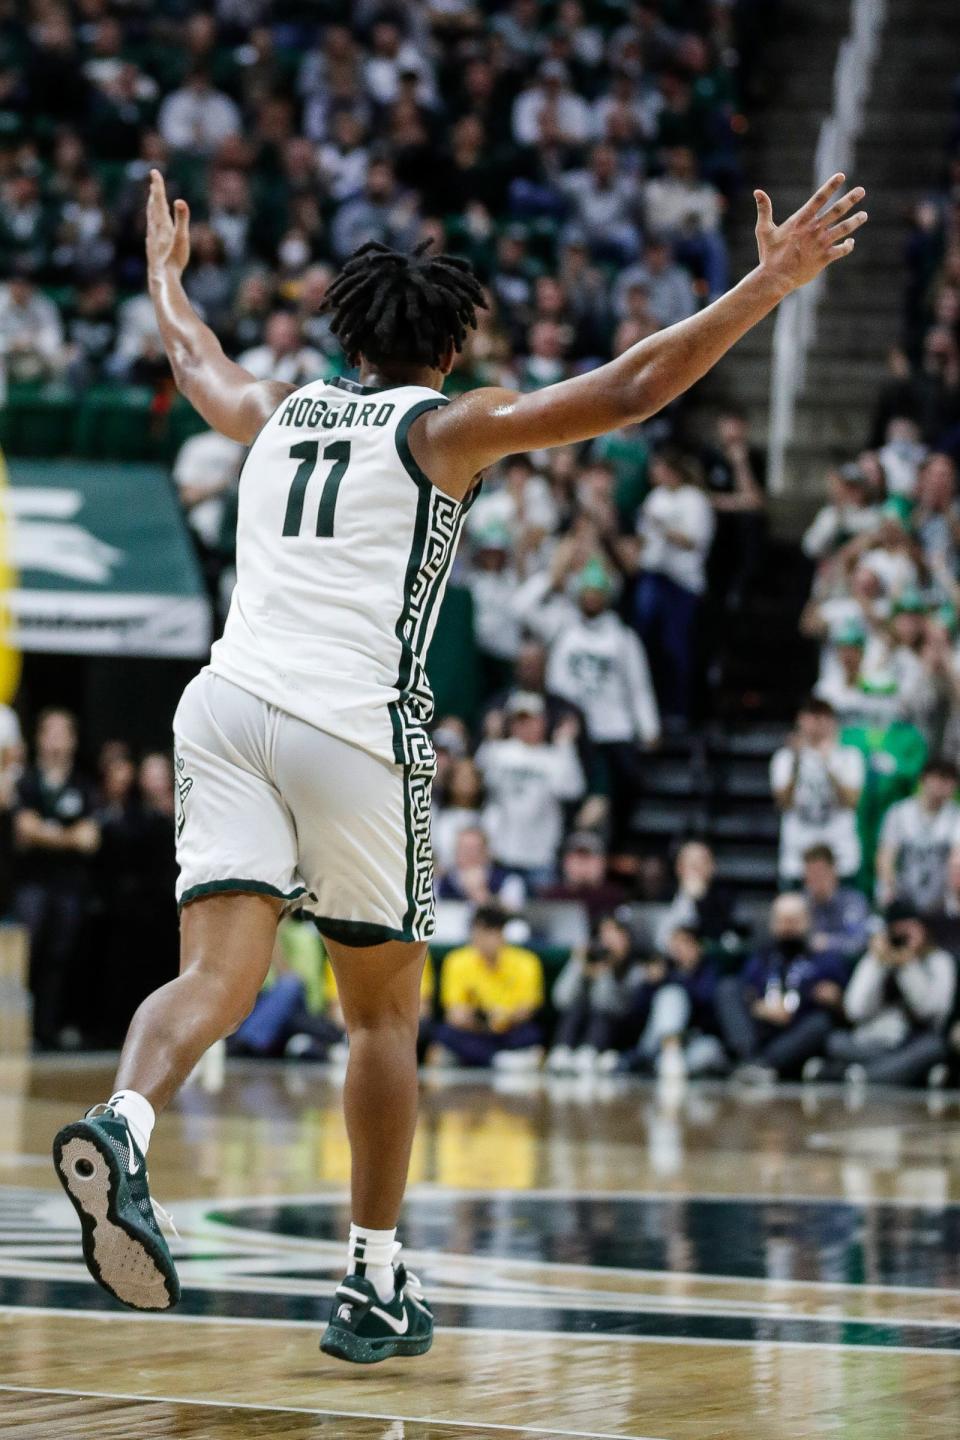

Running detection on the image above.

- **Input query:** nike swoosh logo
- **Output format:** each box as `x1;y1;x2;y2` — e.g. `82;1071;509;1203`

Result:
370;1304;409;1334
127;1145;140;1175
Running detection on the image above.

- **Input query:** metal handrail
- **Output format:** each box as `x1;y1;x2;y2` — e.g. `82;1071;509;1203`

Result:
766;0;886;494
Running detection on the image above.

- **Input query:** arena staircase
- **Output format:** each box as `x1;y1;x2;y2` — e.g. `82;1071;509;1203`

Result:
705;0;958;515
629;723;786;922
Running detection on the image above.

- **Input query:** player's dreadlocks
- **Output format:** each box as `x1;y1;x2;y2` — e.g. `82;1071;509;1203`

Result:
322;239;487;370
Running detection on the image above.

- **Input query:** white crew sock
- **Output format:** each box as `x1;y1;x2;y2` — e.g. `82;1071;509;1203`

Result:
347;1223;398;1303
108;1090;156;1158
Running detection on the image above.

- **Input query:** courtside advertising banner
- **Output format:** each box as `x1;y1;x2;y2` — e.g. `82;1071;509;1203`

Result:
5;459;210;658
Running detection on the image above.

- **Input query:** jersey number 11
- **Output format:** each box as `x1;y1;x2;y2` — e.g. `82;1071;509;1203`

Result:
282;440;351;538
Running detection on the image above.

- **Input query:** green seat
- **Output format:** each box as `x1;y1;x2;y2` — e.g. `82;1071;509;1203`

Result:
0;384;76;457
73;386;156;461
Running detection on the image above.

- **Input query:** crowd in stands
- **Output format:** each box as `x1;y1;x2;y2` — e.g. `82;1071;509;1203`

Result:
3;694;960;1089
0;702;177;1050
3;8;960;1089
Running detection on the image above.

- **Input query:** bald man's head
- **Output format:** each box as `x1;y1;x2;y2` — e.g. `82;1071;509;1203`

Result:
771;893;810;941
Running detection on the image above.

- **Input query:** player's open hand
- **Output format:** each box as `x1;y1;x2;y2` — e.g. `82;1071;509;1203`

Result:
146;168;191;280
754;173;867;294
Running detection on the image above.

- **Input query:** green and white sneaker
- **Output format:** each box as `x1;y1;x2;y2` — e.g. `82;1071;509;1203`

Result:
320;1263;434;1364
52;1105;181;1312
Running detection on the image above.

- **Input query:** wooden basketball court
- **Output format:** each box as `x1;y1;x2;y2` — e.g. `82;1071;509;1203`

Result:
0;1055;958;1438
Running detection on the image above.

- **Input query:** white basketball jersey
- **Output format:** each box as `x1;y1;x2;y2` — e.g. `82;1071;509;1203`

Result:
209;375;474;766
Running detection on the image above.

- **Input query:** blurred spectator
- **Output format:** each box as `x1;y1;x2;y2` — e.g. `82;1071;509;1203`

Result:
525;557;659;840
0;274;65;384
559;142;642;261
433;756;485;874
771;698;865;884
463;521;523;694
701;408;767;610
813;623;905;729
818;903;957;1085
173;428;244;556
634;449;715;723
0;175;52;276
540;831;626;923
802;844;873;962
157;66;242;153
913;452;960;567
512;59;591;147
231;925;345;1061
618;924;729;1079
715;893;847;1082
476;694;585;886
879;417;928;501
13;709;100;1049
329;159;418;263
802;463;881;565
875;760;960;914
541;558;660;747
645;147;726;297
547;913;643;1073
238;311;328;385
0;702;22;771
0;705;23;916
430;905;545;1069
182;224;233;329
655;840;734;952
436;825;527;912
64;277;118;387
613;238;697;329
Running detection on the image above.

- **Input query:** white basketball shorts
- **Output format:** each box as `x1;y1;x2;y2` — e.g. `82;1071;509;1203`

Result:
173;670;436;945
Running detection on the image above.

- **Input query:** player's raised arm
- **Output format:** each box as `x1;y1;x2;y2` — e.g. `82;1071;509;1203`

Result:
145;169;293;444
420;174;867;486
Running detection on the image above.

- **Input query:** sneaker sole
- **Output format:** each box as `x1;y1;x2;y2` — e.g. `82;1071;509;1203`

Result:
52;1122;180;1312
320;1327;433;1365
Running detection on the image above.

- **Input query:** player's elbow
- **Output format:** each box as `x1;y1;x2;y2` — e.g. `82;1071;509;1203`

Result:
620;359;677;426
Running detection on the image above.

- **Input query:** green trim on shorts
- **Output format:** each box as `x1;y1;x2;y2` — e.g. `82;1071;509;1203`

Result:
314;916;425;948
401;766;416;934
179;879;309;909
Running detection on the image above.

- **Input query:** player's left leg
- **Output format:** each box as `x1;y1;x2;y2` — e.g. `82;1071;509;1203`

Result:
52;891;281;1311
319;934;434;1364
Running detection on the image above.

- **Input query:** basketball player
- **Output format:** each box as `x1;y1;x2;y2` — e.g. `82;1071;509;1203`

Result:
53;169;866;1362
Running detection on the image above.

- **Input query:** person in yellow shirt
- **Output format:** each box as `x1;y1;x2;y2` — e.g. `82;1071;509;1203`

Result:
429;904;545;1069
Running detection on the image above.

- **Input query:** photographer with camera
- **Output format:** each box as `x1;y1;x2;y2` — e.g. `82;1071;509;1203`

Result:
546;912;644;1073
818;901;957;1085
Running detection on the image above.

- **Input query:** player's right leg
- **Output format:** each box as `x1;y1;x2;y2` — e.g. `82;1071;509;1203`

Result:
268;711;438;1363
53;672;297;1310
318;935;434;1364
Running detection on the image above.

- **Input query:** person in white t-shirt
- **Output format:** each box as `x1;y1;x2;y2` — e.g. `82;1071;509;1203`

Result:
814;622;906;730
476;692;585;887
801;463;881;564
172;429;245;549
633;448;715;722
801;560;888;686
875;760;960;913
851;505;920;600
771;698;866;883
462;521;523;689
